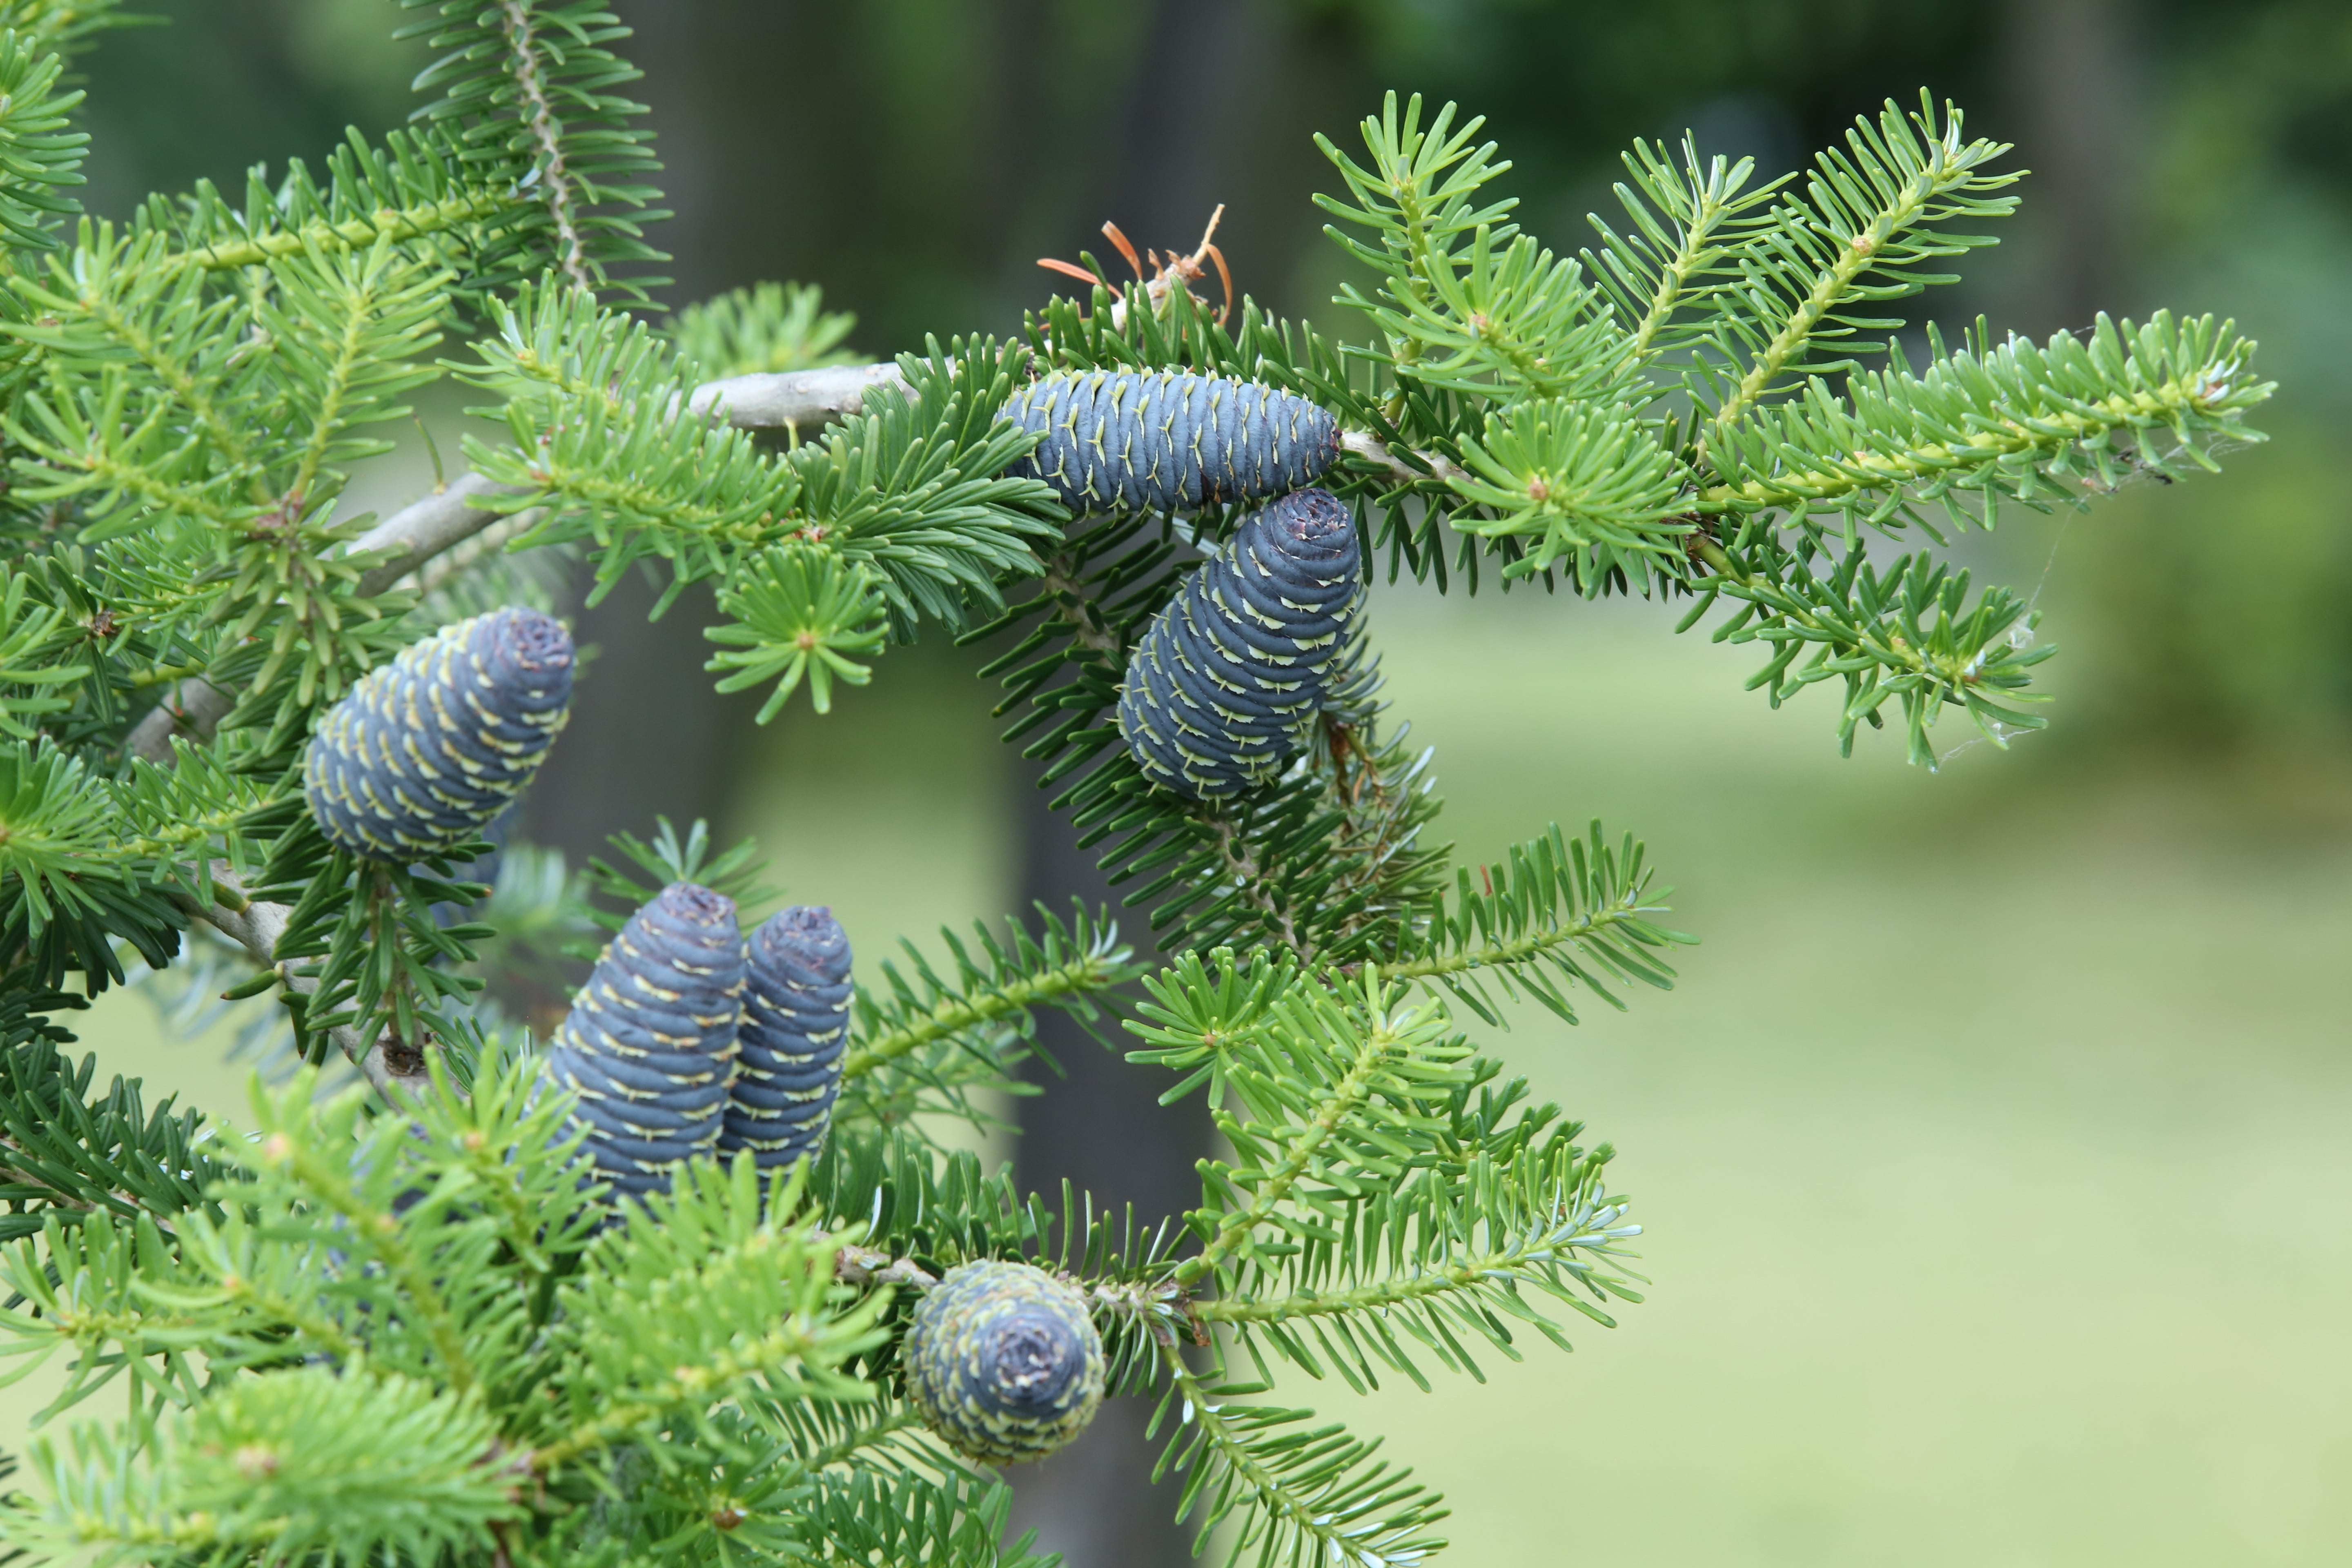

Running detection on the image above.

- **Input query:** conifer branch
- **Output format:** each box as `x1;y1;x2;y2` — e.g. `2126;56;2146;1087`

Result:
0;42;2287;1565
1170;982;1400;1291
837;918;1133;1087
119;355;930;764
1383;822;1686;1027
1695;311;2266;518
1702;93;2017;433
495;0;594;294
179;873;432;1103
668;280;859;379
1187;1117;1644;1395
836;969;1088;1087
1687;536;2053;763
399;0;668;300
0;1207;218;1417
236;1104;483;1391
1385;906;1647;982
528;1315;841;1472
165;190;510;277
1153;1346;1445;1568
0;1094;244;1332
2;0;143;62
1601;138;1784;364
1195;1244;1557;1325
0;1131;102;1214
118;359;878;764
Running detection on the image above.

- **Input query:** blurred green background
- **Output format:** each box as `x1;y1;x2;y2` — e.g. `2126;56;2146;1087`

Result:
19;0;2352;1563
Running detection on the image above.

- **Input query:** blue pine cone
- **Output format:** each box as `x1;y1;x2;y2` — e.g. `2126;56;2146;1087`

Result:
1002;370;1339;513
902;1260;1106;1465
718;905;853;1172
544;882;746;1202
304;608;573;860
1116;486;1361;799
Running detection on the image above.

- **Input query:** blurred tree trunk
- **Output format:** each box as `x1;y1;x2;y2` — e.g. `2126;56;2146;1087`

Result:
1002;8;1264;1559
1999;0;2143;332
989;0;1398;1556
1002;751;1202;1565
516;579;746;1003
516;0;742;973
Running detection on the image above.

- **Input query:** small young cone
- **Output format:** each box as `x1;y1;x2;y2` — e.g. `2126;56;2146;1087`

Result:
543;882;745;1202
903;1260;1106;1464
1002;370;1339;514
1116;486;1361;798
718;905;852;1172
304;607;573;860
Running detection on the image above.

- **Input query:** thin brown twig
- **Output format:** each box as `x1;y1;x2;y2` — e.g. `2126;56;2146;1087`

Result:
1039;206;1236;327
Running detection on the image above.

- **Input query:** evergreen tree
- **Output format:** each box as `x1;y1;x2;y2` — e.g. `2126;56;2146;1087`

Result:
0;4;2271;1565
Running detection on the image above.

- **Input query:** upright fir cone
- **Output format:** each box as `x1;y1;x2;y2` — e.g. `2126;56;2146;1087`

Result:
1001;370;1339;513
543;883;745;1202
902;1260;1106;1464
304;607;573;860
1116;486;1362;799
718;905;853;1173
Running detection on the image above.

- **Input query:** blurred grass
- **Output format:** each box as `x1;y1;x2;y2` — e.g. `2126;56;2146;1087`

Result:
1334;584;2352;1568
25;573;2350;1565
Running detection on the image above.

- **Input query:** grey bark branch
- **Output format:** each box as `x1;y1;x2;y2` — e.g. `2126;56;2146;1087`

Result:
686;362;913;429
123;677;238;766
352;471;527;597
